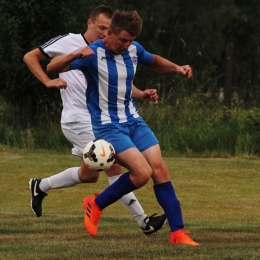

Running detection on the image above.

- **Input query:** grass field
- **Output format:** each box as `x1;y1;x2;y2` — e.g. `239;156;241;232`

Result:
0;146;260;259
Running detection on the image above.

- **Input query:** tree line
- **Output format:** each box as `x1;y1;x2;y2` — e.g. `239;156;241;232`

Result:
1;0;260;127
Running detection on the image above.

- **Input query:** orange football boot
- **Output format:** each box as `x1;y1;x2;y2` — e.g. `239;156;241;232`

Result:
82;194;102;237
169;230;199;246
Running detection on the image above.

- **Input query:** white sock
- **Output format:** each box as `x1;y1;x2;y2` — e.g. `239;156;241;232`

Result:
39;167;81;193
108;174;147;228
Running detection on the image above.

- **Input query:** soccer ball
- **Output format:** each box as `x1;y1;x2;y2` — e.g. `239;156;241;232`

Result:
83;139;115;171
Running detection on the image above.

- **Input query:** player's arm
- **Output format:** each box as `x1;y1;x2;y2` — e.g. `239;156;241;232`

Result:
147;54;192;79
23;48;67;89
132;85;158;104
47;46;94;74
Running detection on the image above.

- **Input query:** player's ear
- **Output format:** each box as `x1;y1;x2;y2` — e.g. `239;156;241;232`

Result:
87;19;92;28
107;29;113;36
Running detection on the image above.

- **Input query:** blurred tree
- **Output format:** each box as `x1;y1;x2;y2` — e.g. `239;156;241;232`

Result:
0;0;98;127
224;0;260;106
1;0;260;129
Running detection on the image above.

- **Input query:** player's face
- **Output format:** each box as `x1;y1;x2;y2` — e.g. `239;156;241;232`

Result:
88;14;111;43
108;30;136;55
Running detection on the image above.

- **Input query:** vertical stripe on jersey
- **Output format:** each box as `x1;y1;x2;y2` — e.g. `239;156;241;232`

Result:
120;50;133;122
123;47;139;120
96;48;111;124
115;55;129;123
106;55;121;123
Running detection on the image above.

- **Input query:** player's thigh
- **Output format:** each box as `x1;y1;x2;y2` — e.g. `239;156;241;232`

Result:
61;122;95;157
142;144;171;184
93;122;152;181
93;124;149;173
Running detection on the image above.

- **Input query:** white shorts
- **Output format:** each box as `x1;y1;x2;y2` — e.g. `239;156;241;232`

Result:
61;122;95;157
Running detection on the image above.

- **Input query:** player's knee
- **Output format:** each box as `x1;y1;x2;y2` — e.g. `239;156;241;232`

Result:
79;168;100;183
104;163;123;177
82;175;99;183
132;168;152;187
80;175;99;183
152;161;170;180
139;175;150;186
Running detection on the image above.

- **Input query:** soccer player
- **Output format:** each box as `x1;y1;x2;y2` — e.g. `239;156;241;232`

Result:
47;9;199;246
23;5;166;237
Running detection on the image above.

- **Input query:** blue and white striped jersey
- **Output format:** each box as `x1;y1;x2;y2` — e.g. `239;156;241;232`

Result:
70;40;154;125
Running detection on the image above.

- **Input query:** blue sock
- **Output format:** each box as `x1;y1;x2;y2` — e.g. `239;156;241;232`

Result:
95;172;137;209
154;181;184;231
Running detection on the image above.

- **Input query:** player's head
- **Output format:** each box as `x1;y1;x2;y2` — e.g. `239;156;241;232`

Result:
110;10;142;37
106;10;143;55
86;5;113;43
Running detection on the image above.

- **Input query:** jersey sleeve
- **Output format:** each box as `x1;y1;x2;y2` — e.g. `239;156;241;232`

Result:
39;34;70;58
134;42;154;66
70;58;88;71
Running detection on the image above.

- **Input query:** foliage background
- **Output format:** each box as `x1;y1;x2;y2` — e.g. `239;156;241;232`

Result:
1;0;260;155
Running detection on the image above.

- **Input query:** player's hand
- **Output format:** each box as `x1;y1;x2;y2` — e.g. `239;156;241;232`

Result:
178;65;192;79
45;78;67;89
74;46;94;59
142;89;159;104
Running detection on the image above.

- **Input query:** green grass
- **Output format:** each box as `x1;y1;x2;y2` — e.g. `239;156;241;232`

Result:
0;145;260;259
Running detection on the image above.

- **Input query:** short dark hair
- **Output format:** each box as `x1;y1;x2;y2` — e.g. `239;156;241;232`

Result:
89;5;113;22
110;10;142;37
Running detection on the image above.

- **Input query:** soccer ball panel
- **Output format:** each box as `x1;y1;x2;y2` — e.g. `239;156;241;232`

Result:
83;139;115;171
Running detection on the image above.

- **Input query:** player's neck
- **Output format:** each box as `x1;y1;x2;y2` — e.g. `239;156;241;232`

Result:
103;38;115;54
83;31;92;44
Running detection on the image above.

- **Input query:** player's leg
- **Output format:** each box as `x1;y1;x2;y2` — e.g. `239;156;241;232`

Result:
83;146;154;236
28;161;99;217
131;119;198;245
142;145;199;246
83;122;159;236
85;119;198;245
28;122;100;217
29;121;165;234
106;163;147;226
104;157;166;236
107;164;147;223
67;122;166;235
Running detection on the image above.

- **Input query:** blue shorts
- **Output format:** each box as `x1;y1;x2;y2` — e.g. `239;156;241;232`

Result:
92;117;159;154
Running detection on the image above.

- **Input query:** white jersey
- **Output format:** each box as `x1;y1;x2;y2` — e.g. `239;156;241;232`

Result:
39;33;90;123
